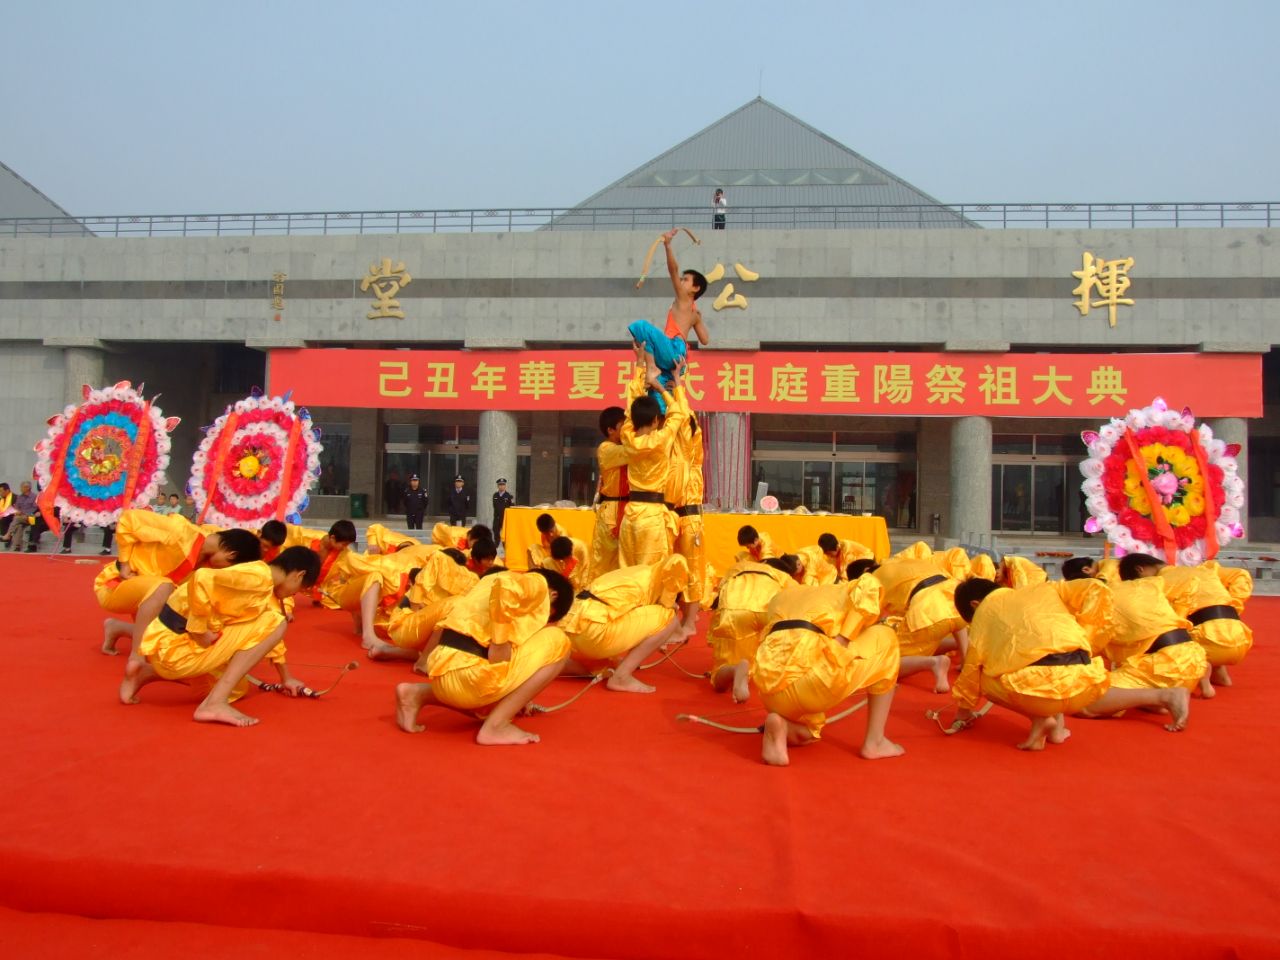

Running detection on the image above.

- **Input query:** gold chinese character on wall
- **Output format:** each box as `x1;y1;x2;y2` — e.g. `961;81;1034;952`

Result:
271;271;286;320
361;258;413;319
1071;251;1134;327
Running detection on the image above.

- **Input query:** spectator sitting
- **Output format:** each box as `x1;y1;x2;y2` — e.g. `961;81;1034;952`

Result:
3;481;39;552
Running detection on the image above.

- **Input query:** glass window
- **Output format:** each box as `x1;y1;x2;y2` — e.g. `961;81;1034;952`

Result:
993;434;1034;455
835;432;915;454
382;453;421;514
1033;435;1077;456
561;456;596;505
870;463;916;529
754;429;833;452
385;423;419;443
313;422;350;495
752;460;802;510
801;462;832;512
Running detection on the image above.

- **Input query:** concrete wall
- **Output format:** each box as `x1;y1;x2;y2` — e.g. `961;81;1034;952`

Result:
0;342;66;482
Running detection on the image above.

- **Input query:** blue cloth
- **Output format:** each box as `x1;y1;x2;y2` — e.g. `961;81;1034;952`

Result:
628;319;687;378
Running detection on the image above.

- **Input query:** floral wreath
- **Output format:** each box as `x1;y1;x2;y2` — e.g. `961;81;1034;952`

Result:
33;382;178;533
1079;397;1244;564
189;389;322;528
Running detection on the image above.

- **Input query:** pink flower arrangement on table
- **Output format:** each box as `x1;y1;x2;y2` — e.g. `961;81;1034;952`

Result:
1079;397;1244;564
189;389;323;528
33;381;179;533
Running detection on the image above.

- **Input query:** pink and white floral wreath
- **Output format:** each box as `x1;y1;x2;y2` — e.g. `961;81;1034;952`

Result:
189;390;322;528
33;381;178;535
1079;397;1244;564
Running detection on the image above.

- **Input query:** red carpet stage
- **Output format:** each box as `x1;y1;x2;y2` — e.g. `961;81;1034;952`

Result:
1;554;1278;959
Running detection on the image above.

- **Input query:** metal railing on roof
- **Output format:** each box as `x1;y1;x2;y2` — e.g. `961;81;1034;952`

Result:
2;201;1277;238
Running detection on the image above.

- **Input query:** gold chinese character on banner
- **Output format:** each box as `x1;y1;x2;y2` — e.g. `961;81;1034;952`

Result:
683;359;706;402
615;360;635;400
519;361;556;400
768;363;808;403
1071;251;1134;327
978;365;1019;405
925;364;966;405
422;362;459;399
873;365;913;404
470;362;507;400
820;364;861;403
1086;365;1128;405
717;362;757;402
378;360;411;398
360;257;413;319
568;361;604;400
1032;365;1073;406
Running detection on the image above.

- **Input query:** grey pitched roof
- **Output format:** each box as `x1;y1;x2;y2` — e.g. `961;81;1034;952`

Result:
552;98;970;229
0;162;92;235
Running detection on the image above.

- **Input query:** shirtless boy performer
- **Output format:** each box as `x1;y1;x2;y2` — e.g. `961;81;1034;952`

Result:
627;228;708;399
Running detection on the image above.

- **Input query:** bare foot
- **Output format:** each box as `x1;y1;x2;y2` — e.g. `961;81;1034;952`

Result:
1211;665;1232;687
395;682;426;733
1198;674;1216;699
475;722;540;745
859;736;906;760
1048;715;1071;744
193;701;259;727
607;672;656;694
366;639;409;661
1017;715;1055;751
762;713;790;766
101;619;123;656
930;655;951;694
679;622;698;641
1160;687;1191;732
731;662;750;704
119;659;157;704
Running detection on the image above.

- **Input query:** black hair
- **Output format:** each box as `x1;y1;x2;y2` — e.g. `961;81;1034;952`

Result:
1061;557;1095;581
270;545;322;587
954;578;1001;623
328;519;357;544
535;513;556;534
737;525;759;547
441;547;468;565
468;524;493;544
469;539;498;564
684;269;707;300
1119;553;1163;581
216;528;263;563
550;535;574;561
259;520;287;547
818;533;839;553
528;568;574;623
764;555;799;577
630;395;662;430
846;559;879;580
479;564;507;579
599;406;626;437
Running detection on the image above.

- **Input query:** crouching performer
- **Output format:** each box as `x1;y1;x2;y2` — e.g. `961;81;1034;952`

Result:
752;574;904;767
395;569;573;745
950;578;1112;751
118;546;321;727
559;555;689;693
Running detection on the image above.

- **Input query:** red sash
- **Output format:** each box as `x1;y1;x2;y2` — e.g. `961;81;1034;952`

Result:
166;534;207;583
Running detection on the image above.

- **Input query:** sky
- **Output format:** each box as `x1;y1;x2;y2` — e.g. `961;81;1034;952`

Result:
3;0;1278;215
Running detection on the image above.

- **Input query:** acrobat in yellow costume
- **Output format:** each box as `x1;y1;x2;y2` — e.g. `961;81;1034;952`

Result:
378;551;479;654
707;561;794;678
752;576;899;739
618;374;687;566
561;556;688;661
136;562;287;698
590;436;628;576
873;542;970;656
95;510;208;614
424;572;570;711
1106;577;1208;691
539;536;592;592
1158;562;1253;668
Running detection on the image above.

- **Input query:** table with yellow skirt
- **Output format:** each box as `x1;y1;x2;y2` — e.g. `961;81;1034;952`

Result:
501;507;891;574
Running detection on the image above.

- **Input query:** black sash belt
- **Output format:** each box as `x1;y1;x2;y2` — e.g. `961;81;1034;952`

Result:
907;574;947;606
439;628;488;659
628;491;666;504
576;589;608;605
768;619;826;636
675;504;702;517
1030;649;1091;668
158;604;188;634
1188;605;1239;626
597;495;625;502
1146;628;1192;655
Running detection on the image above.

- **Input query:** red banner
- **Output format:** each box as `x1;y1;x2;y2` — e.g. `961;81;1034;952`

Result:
268;349;1261;418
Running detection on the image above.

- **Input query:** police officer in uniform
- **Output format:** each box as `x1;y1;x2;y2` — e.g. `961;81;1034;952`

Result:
492;478;514;546
403;474;429;530
447;474;471;526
